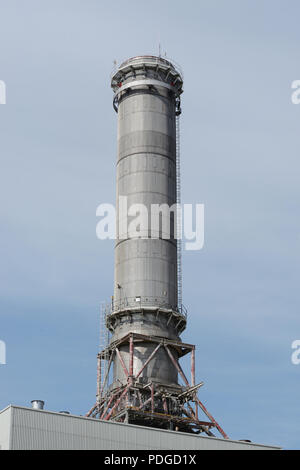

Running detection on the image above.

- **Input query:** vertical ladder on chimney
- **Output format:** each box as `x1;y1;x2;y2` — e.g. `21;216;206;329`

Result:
176;115;182;309
98;303;110;402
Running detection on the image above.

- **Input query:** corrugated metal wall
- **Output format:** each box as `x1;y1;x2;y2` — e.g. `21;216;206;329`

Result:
1;406;279;450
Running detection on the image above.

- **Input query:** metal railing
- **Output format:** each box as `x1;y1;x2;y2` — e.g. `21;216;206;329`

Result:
111;55;183;81
98;303;111;399
110;296;187;318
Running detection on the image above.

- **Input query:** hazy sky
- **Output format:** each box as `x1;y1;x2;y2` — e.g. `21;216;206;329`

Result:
0;0;299;449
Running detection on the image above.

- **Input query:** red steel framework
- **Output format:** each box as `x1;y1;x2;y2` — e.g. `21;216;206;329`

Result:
86;332;228;439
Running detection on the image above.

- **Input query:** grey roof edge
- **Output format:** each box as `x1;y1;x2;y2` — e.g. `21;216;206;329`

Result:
1;405;281;450
0;405;12;415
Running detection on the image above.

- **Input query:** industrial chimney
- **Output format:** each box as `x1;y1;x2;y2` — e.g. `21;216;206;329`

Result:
109;55;185;393
87;56;228;438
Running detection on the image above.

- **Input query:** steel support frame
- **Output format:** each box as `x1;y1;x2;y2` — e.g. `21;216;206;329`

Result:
87;332;228;439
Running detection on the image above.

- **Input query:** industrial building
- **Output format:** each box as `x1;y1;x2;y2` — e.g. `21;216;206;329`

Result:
87;55;229;437
0;55;280;450
82;55;280;449
0;405;280;450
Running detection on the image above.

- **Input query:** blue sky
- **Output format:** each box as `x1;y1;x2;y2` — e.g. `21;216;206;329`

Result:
0;0;299;449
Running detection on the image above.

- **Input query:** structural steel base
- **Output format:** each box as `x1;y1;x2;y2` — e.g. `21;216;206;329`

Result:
86;332;228;439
